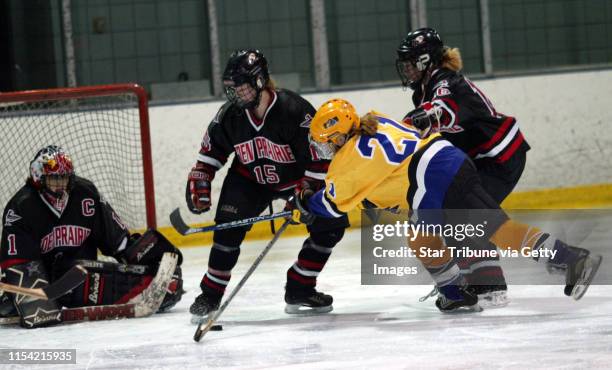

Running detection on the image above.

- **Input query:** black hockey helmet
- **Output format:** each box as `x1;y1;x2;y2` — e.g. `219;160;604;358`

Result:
222;49;270;109
396;28;444;88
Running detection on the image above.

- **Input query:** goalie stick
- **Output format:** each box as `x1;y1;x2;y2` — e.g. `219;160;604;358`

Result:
0;253;177;326
194;219;291;342
0;265;87;301
170;207;291;236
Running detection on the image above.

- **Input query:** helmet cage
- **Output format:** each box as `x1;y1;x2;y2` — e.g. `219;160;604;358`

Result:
29;145;75;193
222;49;269;109
310;98;359;159
396;28;443;88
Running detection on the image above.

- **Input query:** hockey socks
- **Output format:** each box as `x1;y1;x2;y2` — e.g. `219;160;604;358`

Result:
286;237;332;288
489;220;602;299
285;237;334;314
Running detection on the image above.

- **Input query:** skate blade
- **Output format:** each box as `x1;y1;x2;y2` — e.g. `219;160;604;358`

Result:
572;255;603;301
285;304;333;315
190;314;209;325
477;291;510;309
441;303;483;314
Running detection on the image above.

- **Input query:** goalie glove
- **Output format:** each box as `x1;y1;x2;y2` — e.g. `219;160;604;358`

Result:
404;102;442;137
185;162;215;214
286;189;316;225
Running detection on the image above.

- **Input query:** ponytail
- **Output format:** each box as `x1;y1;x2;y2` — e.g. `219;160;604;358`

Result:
441;47;463;72
357;112;379;136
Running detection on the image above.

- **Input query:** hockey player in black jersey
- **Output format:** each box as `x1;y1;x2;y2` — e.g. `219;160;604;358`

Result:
0;145;184;328
396;28;531;305
186;49;349;321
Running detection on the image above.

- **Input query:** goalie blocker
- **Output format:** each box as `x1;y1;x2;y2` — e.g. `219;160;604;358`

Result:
1;229;184;328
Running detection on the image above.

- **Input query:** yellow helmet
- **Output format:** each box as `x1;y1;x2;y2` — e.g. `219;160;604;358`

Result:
310;99;360;145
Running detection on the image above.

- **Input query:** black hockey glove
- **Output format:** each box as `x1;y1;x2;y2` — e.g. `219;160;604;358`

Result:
405;102;441;135
286;189;316;225
186;162;215;214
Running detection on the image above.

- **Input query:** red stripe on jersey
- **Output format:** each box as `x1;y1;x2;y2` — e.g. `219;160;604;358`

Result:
437;97;459;113
465;78;497;116
297;259;325;270
0;258;30;269
468;117;514;156
496;132;525;163
116;276;153;304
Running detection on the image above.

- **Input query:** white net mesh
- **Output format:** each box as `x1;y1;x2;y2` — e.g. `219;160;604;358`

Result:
0;85;153;235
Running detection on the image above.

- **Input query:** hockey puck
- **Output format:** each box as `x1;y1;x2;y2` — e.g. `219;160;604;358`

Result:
210;324;223;331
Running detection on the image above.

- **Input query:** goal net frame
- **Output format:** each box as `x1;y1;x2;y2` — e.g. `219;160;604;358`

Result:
0;83;156;231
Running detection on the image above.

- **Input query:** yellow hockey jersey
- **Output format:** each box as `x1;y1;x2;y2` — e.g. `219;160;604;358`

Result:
307;112;467;217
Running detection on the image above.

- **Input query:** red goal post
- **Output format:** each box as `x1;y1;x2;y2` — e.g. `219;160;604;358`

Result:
0;83;156;233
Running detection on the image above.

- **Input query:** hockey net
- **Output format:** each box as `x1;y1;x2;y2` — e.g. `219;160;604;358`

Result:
0;84;156;235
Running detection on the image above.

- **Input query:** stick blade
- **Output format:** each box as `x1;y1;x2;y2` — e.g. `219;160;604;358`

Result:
170;208;190;235
41;265;87;300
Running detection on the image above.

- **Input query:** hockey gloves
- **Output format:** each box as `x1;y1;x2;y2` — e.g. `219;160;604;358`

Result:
298;175;325;193
286;189;316;225
404;102;442;137
186;162;215;214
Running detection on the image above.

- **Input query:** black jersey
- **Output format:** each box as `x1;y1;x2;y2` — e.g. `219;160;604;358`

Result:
197;89;327;191
0;176;129;278
406;68;530;163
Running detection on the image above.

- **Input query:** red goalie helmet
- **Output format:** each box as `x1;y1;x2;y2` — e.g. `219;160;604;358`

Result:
29;145;75;190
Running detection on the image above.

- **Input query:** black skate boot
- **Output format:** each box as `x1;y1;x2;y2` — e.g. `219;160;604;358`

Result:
190;287;222;324
547;243;602;300
285;286;333;314
435;284;481;313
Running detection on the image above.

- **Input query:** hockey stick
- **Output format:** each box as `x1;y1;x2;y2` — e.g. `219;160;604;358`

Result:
194;219;292;342
170;207;291;236
269;201;276;235
0;265;87;301
0;253;177;326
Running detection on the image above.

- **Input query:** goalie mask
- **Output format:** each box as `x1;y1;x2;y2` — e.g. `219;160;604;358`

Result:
29;145;75;197
222;49;270;110
396;27;444;89
310;99;360;160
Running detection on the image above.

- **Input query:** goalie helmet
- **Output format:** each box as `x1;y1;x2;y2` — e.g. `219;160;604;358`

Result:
309;99;360;159
29;145;75;191
396;27;444;88
222;49;270;109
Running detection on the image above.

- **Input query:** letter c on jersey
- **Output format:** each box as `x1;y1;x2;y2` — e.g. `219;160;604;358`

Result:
82;198;95;216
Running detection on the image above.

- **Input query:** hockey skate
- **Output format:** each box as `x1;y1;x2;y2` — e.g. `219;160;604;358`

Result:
285;286;333;314
471;284;509;308
190;289;222;325
547;245;602;300
435;284;482;313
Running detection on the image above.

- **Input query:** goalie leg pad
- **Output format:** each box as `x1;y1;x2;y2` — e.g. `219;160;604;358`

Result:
65;259;183;311
4;261;62;328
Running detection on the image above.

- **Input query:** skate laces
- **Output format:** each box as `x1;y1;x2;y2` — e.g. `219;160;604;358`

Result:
419;286;439;302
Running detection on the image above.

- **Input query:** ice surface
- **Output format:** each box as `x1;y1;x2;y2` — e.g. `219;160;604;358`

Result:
2;229;612;369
